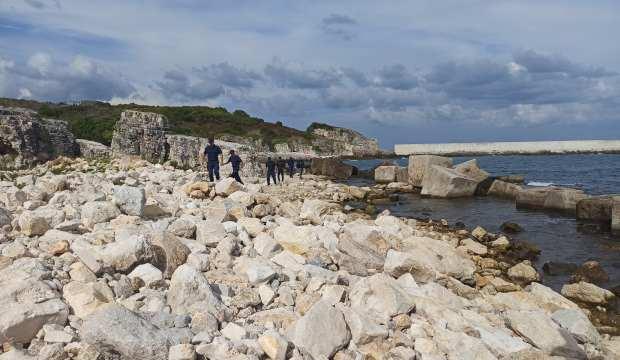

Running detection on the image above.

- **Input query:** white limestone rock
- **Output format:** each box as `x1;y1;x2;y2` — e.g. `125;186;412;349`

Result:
113;185;146;216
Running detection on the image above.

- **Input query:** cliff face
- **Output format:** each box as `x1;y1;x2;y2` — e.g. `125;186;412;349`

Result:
0;107;77;169
111;110;169;164
308;123;380;157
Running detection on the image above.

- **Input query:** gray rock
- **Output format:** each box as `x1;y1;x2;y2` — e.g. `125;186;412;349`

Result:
420;165;478;198
167;264;225;318
407;154;453;187
287;300;351;359
349;273;415;324
453;159;489;183
81;201;121;229
113;185;146;216
374;165;397;184
551;309;601;345
561;281;615;305
196;220;227;247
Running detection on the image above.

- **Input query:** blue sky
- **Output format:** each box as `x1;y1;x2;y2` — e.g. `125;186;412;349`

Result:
1;0;619;148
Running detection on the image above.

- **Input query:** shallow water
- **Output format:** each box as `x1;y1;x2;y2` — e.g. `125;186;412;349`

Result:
345;154;620;291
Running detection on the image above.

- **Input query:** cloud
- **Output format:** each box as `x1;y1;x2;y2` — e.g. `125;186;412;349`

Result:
23;0;61;10
156;69;224;101
320;13;358;41
264;59;342;89
196;62;262;88
513;50;615;78
375;64;420;90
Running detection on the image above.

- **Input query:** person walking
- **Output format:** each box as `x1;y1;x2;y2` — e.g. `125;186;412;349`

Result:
276;157;286;183
296;158;305;179
224;149;244;185
203;137;223;182
287;157;295;178
266;157;277;185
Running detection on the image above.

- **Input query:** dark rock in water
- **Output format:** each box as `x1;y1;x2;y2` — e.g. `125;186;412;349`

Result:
497;175;525;184
508;240;541;261
364;204;377;215
310;158;356;179
454;222;467;230
571;260;609;284
543;261;578;276
111;110;169;164
501;221;524;234
475;176;496;196
577;196;615;223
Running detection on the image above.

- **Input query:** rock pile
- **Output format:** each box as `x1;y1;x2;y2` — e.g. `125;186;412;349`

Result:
0;156;618;359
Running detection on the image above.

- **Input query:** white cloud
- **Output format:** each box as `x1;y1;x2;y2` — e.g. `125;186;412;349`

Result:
27;52;52;75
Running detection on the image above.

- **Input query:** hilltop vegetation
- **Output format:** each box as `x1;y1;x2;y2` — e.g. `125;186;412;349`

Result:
0;98;313;148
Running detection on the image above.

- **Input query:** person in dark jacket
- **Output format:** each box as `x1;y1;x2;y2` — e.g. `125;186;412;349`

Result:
276;157;286;183
223;149;244;185
266;157;277;185
296;159;305;179
203;137;223;182
287;157;295;178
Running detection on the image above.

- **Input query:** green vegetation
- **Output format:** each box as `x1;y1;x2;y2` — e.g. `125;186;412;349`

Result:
0;98;317;148
306;122;337;133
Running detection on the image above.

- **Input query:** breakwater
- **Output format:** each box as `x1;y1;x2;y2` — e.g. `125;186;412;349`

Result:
395;139;620;156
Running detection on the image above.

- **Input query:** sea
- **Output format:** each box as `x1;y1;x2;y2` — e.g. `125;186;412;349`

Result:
345;154;620;291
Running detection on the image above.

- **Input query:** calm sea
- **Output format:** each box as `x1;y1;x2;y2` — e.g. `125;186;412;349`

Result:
345;154;620;291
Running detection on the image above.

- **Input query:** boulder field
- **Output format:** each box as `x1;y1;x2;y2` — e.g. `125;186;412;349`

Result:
0;156;618;359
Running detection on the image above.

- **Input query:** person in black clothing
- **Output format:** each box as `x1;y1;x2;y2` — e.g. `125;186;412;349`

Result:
266;157;277;185
287;157;295;178
203;137;223;182
276;157;286;183
223;149;244;185
296;159;305;179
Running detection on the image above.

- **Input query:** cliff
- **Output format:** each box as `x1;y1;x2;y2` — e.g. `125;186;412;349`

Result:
307;122;380;157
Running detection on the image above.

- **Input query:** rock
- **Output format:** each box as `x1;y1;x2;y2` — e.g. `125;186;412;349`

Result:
287;300;351;359
111;110;169;164
69;262;97;283
420;165;478;198
576;195;615;223
168;217;197;238
407;155;452;187
454;159;489;183
500;221;523;234
215;177;244;196
237;217;264;237
169;344;196;360
299;199;338;225
349;273;415;324
551;309;600;344
228;190;254;207
43;323;74;343
81;201;121;229
62;281;114;318
113;185;146;216
507;261;540;284
561;281;615;305
340;306;388;346
258;330;289;360
374;166;397;183
0;207;11;227
543;261;578;276
543;188;588;213
76;139;111;159
81;304;181;360
254;233;281;258
184;182;210;198
221;322;247;341
504;310;585;358
0;259;69;344
458;238;487;255
613;196;620;235
150;230;191;279
167;264;224;317
471;226;487;240
274;224;321;256
128;263;164;286
195;220;226;247
571;260;609;284
310;158;356;179
18;211;50;236
383;249;434;281
515;187;550;209
487;180;522;199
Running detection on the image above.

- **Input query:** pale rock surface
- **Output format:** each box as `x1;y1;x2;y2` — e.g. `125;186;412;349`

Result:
62;280;114;318
408;155;453;187
421;165;478;198
551;308;601;345
113;185;146;216
81;201;121;229
258;330;288;360
349;273;415;324
215;177;244;196
561;281;615;305
167;264;224;317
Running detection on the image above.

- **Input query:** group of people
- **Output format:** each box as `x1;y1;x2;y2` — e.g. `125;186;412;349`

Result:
202;137;306;185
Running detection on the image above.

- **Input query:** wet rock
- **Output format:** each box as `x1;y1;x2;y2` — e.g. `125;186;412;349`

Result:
576;195;615;223
487;180;522;199
543;188;588;214
612;196;620;235
287;300;351;359
543;261;578;276
561;281;615;305
420;165;478;198
571;260;609;284
500;221;523;234
407;155;453;187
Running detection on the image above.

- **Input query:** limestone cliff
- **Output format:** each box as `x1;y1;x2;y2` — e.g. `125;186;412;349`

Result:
308;122;380;157
111;110;169;164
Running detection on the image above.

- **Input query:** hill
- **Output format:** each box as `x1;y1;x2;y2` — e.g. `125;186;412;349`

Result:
0;98;313;149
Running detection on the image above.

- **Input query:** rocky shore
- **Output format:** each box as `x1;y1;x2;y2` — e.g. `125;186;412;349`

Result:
0;154;618;359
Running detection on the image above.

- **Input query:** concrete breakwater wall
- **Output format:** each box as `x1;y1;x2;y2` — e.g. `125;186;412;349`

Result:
395;140;620;156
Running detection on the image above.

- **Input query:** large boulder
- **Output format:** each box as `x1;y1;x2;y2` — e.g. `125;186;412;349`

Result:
150;230;191;279
551;309;601;345
407;155;452;187
420;165;478;198
611;196;620;235
111;110;169;164
487;180;522;199
76;139;111;159
81;201;121;229
310;158;356;179
0;258;69;344
113;185;146;216
561;281;615;305
374;165;397;183
81;304;187;360
515;187;550;209
453;159;489;183
167;265;224;318
215;177;244;196
543;188;588;213
62;281;114;318
287;300;351;359
576;195;615;223
349;273;415;324
299;199;338;225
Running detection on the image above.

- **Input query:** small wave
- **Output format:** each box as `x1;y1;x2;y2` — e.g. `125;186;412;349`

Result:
527;181;554;187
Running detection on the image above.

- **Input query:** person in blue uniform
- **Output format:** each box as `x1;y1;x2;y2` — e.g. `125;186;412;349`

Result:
287;157;295;178
296;159;305;179
276;157;286;183
224;149;244;184
266;157;277;185
203;137;223;182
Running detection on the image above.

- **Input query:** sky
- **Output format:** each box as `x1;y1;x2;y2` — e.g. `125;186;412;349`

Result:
0;0;619;149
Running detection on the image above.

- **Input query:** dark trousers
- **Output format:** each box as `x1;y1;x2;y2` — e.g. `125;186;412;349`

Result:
288;166;294;178
267;170;277;185
277;168;285;182
230;169;243;185
297;167;304;178
207;162;220;182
